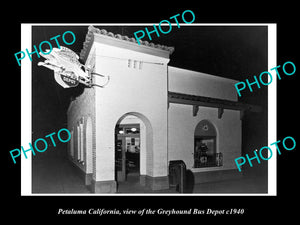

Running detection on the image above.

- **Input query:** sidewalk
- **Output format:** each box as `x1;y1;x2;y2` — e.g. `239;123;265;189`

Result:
191;176;267;194
117;174;267;194
32;156;91;194
32;156;267;194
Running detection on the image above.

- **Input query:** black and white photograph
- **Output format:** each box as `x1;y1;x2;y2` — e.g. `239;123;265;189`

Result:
4;5;298;220
27;24;269;194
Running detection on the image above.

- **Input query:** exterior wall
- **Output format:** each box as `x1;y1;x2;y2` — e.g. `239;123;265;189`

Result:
168;104;242;171
168;66;242;181
168;66;238;101
67;61;243;190
67;87;95;185
91;39;170;191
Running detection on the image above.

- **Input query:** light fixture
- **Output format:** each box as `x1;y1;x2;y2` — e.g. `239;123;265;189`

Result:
119;130;124;134
131;127;137;132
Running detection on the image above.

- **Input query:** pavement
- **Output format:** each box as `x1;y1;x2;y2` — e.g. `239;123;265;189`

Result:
32;156;90;194
32;156;267;194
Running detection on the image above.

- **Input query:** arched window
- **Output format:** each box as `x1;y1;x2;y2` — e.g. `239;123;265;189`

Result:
70;129;74;158
77;119;84;165
194;120;222;168
85;117;93;173
80;122;84;163
77;123;81;161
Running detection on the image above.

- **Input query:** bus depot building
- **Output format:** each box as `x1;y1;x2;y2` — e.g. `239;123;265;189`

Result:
67;26;259;193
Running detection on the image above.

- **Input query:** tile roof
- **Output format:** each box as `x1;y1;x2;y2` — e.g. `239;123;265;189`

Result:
80;25;175;61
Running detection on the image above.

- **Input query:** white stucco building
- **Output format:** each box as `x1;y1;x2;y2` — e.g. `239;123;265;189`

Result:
67;26;259;193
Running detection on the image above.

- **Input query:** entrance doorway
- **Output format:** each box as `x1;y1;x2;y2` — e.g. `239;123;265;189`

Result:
114;112;153;192
115;123;140;182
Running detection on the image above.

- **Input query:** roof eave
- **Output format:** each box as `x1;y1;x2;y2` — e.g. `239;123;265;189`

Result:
80;26;174;63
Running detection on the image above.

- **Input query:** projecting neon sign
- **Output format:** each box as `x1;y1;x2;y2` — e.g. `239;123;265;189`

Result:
14;30;109;88
38;46;110;88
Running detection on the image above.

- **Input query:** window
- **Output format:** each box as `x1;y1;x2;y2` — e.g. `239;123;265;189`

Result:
194;120;222;168
70;130;74;158
76;119;85;165
80;122;84;163
77;124;81;161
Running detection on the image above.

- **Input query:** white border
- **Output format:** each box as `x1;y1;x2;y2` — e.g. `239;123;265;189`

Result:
21;24;32;195
267;24;277;196
21;23;276;196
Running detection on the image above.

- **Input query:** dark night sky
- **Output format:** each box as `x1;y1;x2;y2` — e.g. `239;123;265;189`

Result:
32;25;268;136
